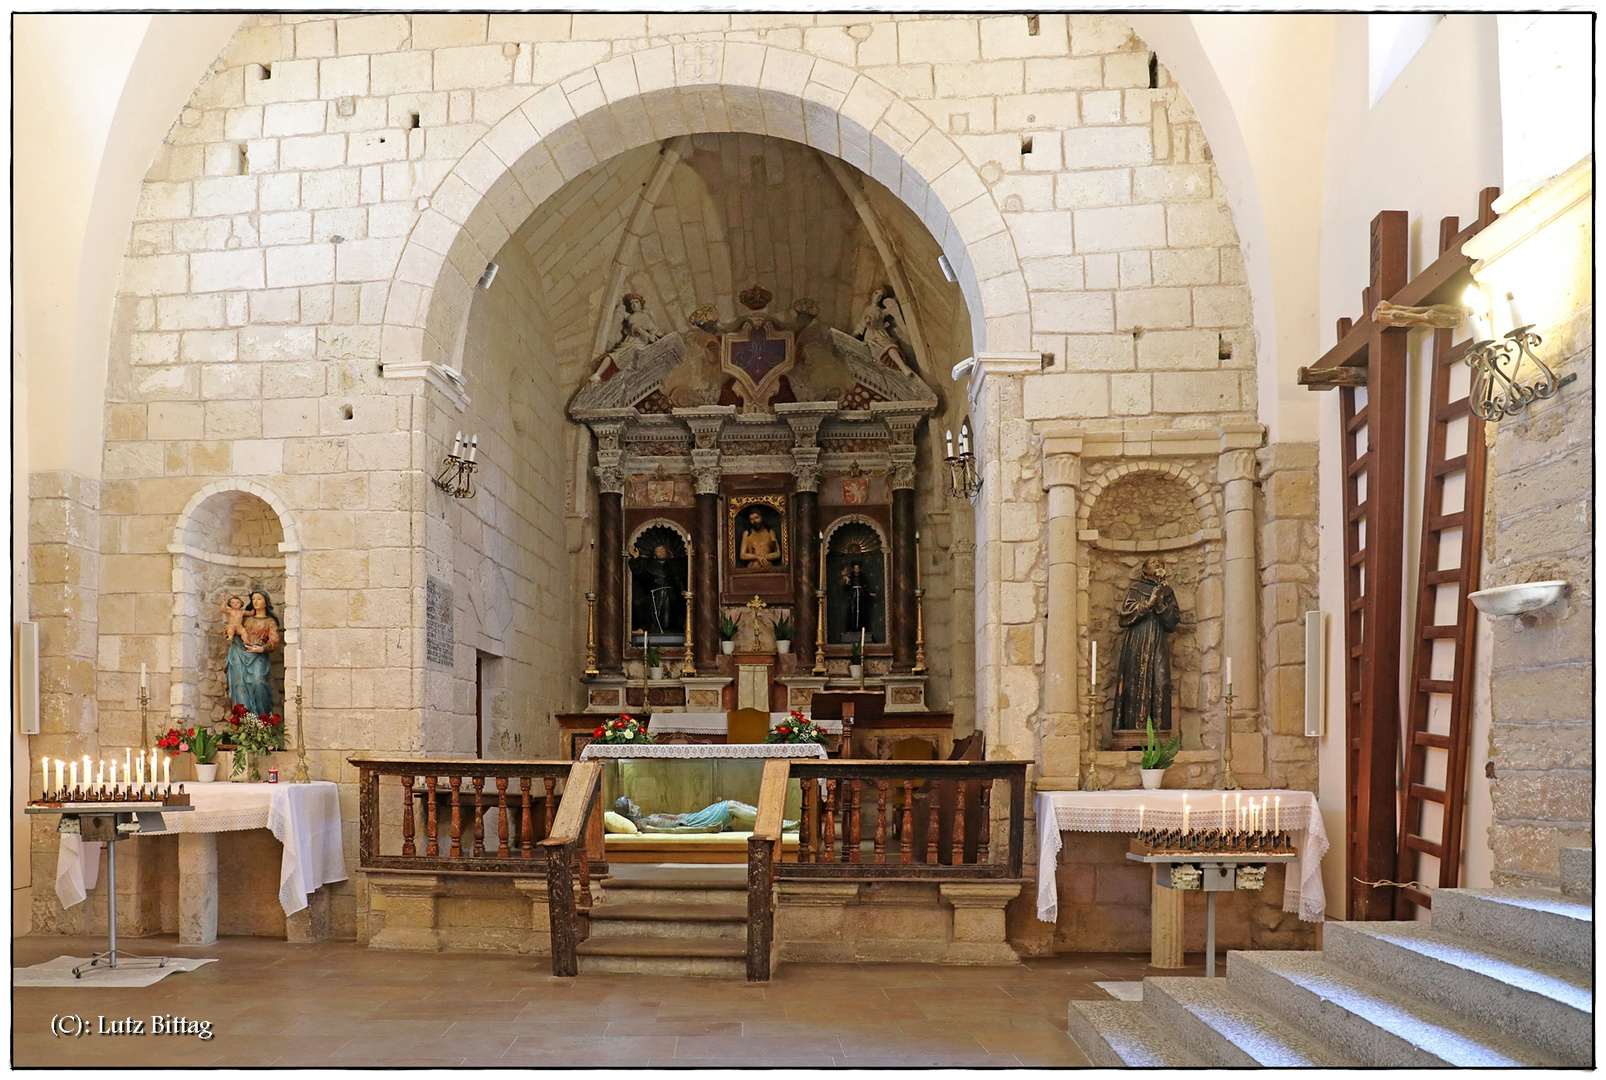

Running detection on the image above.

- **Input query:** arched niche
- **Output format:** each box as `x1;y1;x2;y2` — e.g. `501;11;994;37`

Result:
1081;466;1223;749
823;514;889;647
168;481;300;728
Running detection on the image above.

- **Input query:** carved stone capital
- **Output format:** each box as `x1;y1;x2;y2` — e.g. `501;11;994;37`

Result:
593;464;626;495
791;446;822;492
691;448;723;496
1218;448;1259;485
1041;451;1081;491
588;419;629;453
890;460;918;491
675;405;735;450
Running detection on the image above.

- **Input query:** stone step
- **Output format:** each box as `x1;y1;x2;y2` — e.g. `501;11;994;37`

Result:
1228;950;1559;1067
1431;887;1593;972
1140;975;1348;1067
600;881;749;906
1066;1000;1201;1067
1559;847;1593;899
1323;921;1593;1065
575;934;747;978
587;902;747;941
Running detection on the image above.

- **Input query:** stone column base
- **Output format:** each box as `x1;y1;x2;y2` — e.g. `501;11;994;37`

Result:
367;874;443;951
941;882;1025;964
178;833;218;945
776;880;1024;965
285;885;333;943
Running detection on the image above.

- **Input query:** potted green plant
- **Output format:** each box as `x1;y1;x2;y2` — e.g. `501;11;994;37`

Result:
848;641;864;680
718;614;738;655
1139;717;1181;789
644;645;663;680
773;615;793;655
191;726;221;782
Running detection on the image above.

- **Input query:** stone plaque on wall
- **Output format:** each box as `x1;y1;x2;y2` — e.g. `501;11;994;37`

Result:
426;576;454;667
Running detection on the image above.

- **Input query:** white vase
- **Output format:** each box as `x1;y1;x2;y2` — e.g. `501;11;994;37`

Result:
849;663;864;680
193;762;219;783
721;640;735;655
776;640;791;654
648;665;663;681
1140;767;1166;790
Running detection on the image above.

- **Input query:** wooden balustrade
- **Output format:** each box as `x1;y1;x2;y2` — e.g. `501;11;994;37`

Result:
779;760;1028;881
539;759;603;978
352;758;577;876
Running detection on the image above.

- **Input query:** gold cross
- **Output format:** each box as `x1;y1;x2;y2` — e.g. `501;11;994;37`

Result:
746;595;768;612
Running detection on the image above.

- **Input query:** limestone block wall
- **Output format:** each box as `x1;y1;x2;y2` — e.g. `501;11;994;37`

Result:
1257;441;1320;790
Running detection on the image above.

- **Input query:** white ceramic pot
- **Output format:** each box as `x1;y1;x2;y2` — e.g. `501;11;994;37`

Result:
849;663;864;680
721;640;736;655
776;640;791;654
648;665;663;681
1140;767;1166;790
193;762;219;783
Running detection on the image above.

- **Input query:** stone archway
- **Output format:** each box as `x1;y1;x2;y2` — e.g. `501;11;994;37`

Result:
378;46;1029;387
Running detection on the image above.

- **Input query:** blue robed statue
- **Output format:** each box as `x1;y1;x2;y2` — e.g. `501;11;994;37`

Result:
222;590;281;718
614;796;796;834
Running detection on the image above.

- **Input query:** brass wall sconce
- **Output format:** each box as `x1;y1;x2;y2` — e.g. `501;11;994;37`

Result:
944;418;980;500
434;431;479;498
1464;287;1575;423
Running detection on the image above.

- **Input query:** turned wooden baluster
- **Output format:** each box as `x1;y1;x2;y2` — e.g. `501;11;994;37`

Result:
977;780;993;865
900;780;915;864
952;779;968;866
448;776;463;858
471;777;486;858
802;777;818;863
847;779;863;863
927;787;941;864
822;780;838;862
543;777;556;839
874;780;888;862
424;776;439;856
578;843;592;908
401;774;416;856
520;778;535;858
495;776;510;858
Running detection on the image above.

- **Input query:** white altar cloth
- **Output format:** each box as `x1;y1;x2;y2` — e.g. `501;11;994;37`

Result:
581;742;827;760
646;711;842;735
56;781;347;916
1035;789;1328;925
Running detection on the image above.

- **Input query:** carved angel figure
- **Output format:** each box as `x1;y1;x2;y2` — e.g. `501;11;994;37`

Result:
855;287;914;373
588;293;665;382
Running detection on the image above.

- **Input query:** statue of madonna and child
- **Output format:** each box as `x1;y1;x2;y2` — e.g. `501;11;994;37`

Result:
612;796;797;834
220;589;281;719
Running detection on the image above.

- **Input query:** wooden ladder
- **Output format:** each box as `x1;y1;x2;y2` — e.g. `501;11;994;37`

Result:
1394;203;1496;915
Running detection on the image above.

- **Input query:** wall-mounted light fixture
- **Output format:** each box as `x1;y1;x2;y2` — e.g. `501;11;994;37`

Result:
434;431;478;499
944;419;980;500
1463;285;1574;423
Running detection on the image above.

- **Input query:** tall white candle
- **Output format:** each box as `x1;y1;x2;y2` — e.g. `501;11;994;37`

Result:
1224;656;1232;696
1090;639;1098;687
1182;797;1189;835
1275;796;1281;835
70;761;78;791
467;435;478;463
55;760;64;792
97;761;105;789
109;761;117;795
452;431;463;458
42;757;49;794
1220;793;1226;831
136;754;144;788
141;662;147;689
945;429;955;457
1235;792;1242;831
164;757;171;787
1138;805;1145;833
1505;292;1525;329
126;748;133;786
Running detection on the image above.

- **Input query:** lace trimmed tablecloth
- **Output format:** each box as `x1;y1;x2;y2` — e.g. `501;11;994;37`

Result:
1035;789;1328;924
579;742;828;760
646;711;843;735
56;781;347;916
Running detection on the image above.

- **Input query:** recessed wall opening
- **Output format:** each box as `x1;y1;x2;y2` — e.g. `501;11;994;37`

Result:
1021;135;1034;155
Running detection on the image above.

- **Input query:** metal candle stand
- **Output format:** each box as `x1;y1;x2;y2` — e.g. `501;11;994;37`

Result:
1218;687;1241;791
1082;684;1104;792
290;682;311;783
27;790;194;977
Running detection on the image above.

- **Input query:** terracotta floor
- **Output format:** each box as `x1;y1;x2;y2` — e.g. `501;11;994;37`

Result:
12;933;1210;1067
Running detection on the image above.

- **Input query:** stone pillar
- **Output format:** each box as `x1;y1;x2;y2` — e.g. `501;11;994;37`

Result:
1219;431;1262;714
1150;866;1185;968
693;454;721;672
791;460;820;662
1039;427;1083;789
177;833;218;945
285;886;332;943
890;472;917;670
368;874;443;951
940;882;1025;963
512;878;553;955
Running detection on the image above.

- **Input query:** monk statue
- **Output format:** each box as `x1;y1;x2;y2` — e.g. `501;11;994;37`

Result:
613;796;796;834
1112;557;1182;732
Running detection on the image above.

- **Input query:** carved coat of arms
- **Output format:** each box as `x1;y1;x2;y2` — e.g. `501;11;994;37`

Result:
722;323;794;408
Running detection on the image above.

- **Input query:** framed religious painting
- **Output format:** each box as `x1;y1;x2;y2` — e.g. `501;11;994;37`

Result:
723;491;792;603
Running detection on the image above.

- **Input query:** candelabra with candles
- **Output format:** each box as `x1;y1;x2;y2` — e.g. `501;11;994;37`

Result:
680;589;698;676
1130;795;1291;856
1218;657;1241;791
944;420;980;500
582;539;600;677
812;531;828;676
1463;288;1574;423
433;431;479;499
290;680;311;783
138;662;150;750
31;750;191;807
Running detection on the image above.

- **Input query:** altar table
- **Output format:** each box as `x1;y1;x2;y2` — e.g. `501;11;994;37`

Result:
57;782;347;943
1035;789;1329;926
645;711;843;736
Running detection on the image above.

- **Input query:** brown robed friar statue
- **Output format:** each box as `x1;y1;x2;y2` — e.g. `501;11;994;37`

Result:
1112;556;1182;732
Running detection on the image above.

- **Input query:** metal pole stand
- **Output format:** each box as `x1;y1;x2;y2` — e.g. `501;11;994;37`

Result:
72;829;173;978
1217;688;1242;790
1205;890;1218;978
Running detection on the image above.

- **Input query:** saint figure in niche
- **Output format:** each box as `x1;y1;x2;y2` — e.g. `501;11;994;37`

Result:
736;506;783;569
628;531;687;642
224;589;281;718
1112;557;1182;732
840;562;878;637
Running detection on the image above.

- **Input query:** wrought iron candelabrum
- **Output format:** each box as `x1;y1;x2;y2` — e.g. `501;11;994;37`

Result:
433;432;478;499
1465;323;1573;423
944;419;980;500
